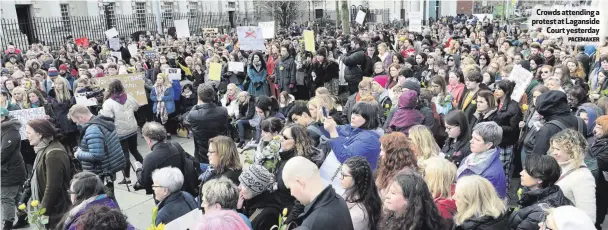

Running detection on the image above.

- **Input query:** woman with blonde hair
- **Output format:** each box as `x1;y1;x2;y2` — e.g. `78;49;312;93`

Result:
150;73;175;126
200;136;243;188
549;129;597;222
408;125;443;171
10;86;27;110
453;175;509;229
48;76;79;154
221;83;241;119
424;157;457;221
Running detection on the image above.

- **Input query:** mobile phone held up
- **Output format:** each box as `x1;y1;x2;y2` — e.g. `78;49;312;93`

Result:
322;106;328;119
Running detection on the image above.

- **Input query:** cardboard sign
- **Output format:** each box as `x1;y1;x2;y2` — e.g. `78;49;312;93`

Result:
109;37;121;51
509;65;534;102
105;28;119;39
75;37;89;47
355;10;366;24
258;21;275;39
174;19;191;38
236;26;265;51
9;108;46;140
228;62;244;72
208;63;222;81
303;30;315;52
409;12;422;33
74;93;97;106
167;68;181;81
97;73;148;105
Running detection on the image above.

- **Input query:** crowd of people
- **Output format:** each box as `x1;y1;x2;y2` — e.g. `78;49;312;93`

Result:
1;12;608;230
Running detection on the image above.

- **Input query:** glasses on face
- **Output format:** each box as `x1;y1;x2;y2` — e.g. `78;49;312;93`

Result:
339;172;352;179
151;185;165;189
281;134;292;140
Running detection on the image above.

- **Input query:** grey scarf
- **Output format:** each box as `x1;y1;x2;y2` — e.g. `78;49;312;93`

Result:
31;137;52;203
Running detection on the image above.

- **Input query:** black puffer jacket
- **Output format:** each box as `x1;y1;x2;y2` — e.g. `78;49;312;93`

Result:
312;60;339;88
531;91;586;155
1;118;27;186
509;185;573;230
590;136;608;194
455;212;510;230
342;48;366;83
184;103;228;163
495;99;523;147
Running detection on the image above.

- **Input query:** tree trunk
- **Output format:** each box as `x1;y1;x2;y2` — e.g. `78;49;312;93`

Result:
335;0;340;31
340;0;350;35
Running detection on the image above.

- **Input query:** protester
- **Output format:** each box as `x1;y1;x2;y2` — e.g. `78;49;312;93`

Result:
540;206;596;230
200;177;252;228
424;157;457;221
237;165;279;230
453;175;509;229
375;132;418;198
408;125;443;171
199;136;242;187
340;156;382;230
0;108;26;229
151;167;198;225
74;205;131;230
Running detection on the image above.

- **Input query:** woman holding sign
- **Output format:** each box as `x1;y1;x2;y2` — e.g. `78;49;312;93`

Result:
150;73;175;138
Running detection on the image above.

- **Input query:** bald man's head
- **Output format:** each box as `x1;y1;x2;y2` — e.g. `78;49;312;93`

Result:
282;156;322;205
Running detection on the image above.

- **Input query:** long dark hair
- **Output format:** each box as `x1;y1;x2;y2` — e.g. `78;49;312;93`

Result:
104;79;124;100
344;157;382;230
444;110;470;142
283;124;317;160
378;171;450;230
256;96;280;117
249;52;267;70
70;172;106;206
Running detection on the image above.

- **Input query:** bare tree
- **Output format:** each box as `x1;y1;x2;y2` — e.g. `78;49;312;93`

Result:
256;0;306;27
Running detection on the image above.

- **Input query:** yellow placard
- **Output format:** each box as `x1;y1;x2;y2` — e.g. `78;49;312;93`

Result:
209;63;222;81
303;30;315;52
97;73;148;105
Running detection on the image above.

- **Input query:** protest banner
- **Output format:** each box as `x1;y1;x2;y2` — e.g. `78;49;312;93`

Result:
143;51;157;60
74;93;97;106
167;68;181;81
174;19;191;38
75;37;89;47
509;65;534;102
128;44;138;56
105;28;119;39
97;73;148;105
258;21;276;39
355;10;367;24
109;37;121;51
208;63;222;81
237;27;265;51
9;108;46;140
228;62;244;72
303;30;315;52
409;12;422;33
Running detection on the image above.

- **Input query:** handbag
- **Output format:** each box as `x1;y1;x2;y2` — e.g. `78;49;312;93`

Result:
176;125;189;138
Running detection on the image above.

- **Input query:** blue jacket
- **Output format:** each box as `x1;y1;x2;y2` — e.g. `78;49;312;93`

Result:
77;116;125;175
247;65;270;97
150;87;176;114
155;191;198;226
324;125;381;171
456;148;507;199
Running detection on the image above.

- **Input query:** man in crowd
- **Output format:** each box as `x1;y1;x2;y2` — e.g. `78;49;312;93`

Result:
185;83;228;163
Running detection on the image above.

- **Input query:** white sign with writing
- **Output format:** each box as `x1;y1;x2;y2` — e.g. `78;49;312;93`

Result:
355;10;367;24
110;52;122;60
128;44;138;57
9;108;46;140
510;65;534;102
164;209;202;230
228;62;244;72
237;26;265;51
166;68;181;81
174;19;191;38
258;21;276;39
409;12;422;33
75;93;97;106
109;37;121;51
105;28;119;39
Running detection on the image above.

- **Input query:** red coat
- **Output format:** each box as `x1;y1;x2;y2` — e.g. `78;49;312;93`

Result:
434;197;457;220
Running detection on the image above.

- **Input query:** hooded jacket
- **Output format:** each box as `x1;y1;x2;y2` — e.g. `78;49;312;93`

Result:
532;91;587;155
77;116;126;175
388;90;424;135
100;93;139;138
342;47;366;83
509;185;573;230
576;104;601;143
1;118;27;186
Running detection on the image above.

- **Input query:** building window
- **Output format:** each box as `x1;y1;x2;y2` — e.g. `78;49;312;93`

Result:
189;1;200;18
60;4;71;32
228;1;236;8
134;2;146;28
162;2;174;21
103;3;116;29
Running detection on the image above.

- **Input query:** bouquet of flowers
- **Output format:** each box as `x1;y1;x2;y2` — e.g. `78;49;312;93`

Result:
18;200;47;230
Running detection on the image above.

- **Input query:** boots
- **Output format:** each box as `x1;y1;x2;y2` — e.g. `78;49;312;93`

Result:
3;221;13;230
11;214;27;229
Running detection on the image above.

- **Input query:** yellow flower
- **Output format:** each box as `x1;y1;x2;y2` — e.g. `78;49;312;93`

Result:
282;208;288;216
18;204;26;210
31;200;39;207
522;104;529;112
156;223;165;230
471;100;477;105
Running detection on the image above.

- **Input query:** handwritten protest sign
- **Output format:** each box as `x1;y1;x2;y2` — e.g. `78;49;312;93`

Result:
355;10;367;24
208;63;222;81
97;73;148;105
237;27;265;51
174;19;191;38
409;12;422;33
228;62;244;72
303;30;315;52
167;68;181;81
510;65;534;102
258;21;276;39
9;108;46;140
109;37;121;51
105;28;119;39
143;51;157;60
75;93;97;106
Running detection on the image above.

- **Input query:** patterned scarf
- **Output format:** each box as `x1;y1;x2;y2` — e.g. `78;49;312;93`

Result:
155;86;168;124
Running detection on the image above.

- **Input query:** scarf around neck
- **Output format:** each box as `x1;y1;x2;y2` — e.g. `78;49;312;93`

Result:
457;147;497;177
31;137;53;203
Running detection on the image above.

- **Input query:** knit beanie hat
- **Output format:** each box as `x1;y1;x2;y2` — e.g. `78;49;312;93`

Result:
402;78;421;95
238;165;274;197
552;206;595;230
47;67;58;77
59;64;68;71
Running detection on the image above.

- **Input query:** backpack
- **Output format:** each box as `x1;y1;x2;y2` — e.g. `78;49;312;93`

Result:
171;142;202;197
523;117;585;156
307;125;332;158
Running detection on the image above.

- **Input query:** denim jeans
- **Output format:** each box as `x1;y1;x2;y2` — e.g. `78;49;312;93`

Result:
237;120;256;142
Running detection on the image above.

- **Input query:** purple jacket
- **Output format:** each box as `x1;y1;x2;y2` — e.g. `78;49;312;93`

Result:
456;148;507;199
64;195;135;230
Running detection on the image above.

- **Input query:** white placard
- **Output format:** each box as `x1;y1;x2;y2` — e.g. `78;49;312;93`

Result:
109;37;121;51
128;44;138;57
355;10;367;24
75;93;97;106
8;108;46;140
110;52;122;60
166;68;181;81
228;62;244;72
174;19;191;38
258;21;276;39
237;26;265;51
510;65;534;102
164;209;203;230
409;12;422;33
105;28;119;39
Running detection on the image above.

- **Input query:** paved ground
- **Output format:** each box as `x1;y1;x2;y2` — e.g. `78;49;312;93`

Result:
13;134;608;229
